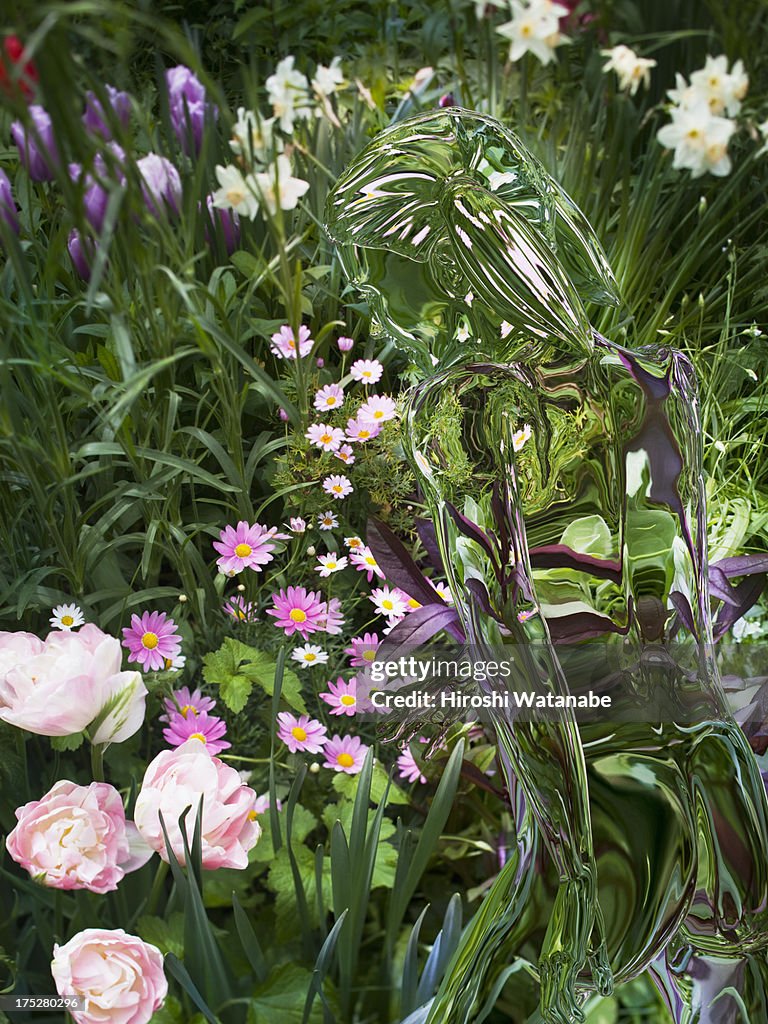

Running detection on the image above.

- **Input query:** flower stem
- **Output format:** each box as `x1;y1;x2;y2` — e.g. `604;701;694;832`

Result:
90;742;105;783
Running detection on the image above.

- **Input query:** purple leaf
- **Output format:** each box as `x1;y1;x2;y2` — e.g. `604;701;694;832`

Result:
528;545;622;582
378;604;464;660
669;591;697;634
444;502;500;569
367;519;445;609
708;566;740;606
712;554;768;578
416;518;445;575
547;611;629;643
465;578;499;620
714;576;767;640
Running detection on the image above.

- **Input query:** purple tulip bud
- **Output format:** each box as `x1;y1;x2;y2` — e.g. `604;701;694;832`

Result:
11;104;58;180
83;84;132;139
337;336;354;352
136;153;182;217
316;357;324;368
0;169;20;234
69;144;126;233
166;65;218;155
438;93;455;108
279;408;289;422
67;228;95;280
204;193;240;254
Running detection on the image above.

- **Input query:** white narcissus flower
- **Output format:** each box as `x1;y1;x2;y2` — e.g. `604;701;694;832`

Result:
211;164;259;220
657;103;736;178
601;45;657;96
229;108;281;164
313;57;345;98
266;56;312;134
253;154;310;215
688;55;749;117
496;0;570;66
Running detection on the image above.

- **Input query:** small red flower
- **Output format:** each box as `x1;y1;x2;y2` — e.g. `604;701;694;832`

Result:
0;36;38;99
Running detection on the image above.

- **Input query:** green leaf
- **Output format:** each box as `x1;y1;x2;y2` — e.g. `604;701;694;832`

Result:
247;964;323;1024
202;638;305;713
50;732;85;751
332;762;409;805
148;996;184;1024
136;913;185;958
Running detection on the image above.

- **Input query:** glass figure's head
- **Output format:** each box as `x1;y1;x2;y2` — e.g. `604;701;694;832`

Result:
325;109;619;370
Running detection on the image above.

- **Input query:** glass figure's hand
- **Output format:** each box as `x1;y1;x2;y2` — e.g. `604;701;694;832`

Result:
539;866;613;1024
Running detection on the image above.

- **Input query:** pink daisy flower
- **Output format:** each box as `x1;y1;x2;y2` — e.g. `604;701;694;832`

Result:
349;545;385;581
223;595;258;622
358;394;397;426
288;517;307;533
337;336;354;352
314;383;345;412
315;553;348;577
277;712;328;753
318;510;338;530
320;676;358;716
370;586;408;620
213;521;279;575
270;324;313;359
252;793;282;815
334;444;356;466
122;611;182;672
319;597;345;636
322;734;369;774
397;745;427;784
350;358;383;384
163;711;231;754
345;416;381;443
432;580;454;604
323;474;353;500
267;586;327;639
345;632;380;667
161;686;216;722
306;423;345;452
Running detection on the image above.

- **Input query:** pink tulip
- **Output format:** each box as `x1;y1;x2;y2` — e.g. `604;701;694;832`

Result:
51;928;167;1024
7;780;143;893
0;625;147;742
134;738;260;869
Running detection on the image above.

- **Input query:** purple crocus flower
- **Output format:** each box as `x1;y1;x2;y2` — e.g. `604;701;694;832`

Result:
0;169;20;234
83;84;132;139
136;153;181;217
204;193;240;254
11;104;58;180
67;228;95;281
166;65;218;155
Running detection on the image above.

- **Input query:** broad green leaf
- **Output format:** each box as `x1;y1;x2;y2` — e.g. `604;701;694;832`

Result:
202;638;305;713
136;914;185;958
247;964;323;1024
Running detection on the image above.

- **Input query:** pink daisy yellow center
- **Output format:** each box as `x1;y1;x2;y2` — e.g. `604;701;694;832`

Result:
142;631;159;650
337;752;354;768
340;695;355;706
290;609;307;623
292;726;308;741
235;543;252;558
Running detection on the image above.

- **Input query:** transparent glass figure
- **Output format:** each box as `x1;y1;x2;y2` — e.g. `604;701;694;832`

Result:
325;110;768;1024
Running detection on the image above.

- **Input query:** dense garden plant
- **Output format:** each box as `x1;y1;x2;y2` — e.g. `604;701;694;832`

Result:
0;1;767;1021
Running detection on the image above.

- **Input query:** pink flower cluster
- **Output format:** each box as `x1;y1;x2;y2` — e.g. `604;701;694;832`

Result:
276;709;368;775
160;686;230;754
267;585;344;639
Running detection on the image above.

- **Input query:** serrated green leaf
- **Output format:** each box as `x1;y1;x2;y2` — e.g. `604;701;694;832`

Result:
50;732;85;751
332;762;409;805
136;913;185;958
202;638;305;713
247;964;323;1024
